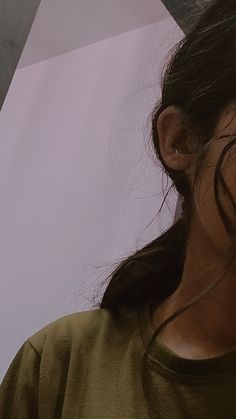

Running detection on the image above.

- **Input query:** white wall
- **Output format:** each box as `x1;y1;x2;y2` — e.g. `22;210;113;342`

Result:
0;17;184;381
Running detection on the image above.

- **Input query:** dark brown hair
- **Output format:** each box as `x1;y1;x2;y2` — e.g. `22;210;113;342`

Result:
92;1;236;407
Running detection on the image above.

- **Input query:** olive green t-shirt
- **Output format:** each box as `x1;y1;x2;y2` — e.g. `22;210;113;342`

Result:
1;300;236;418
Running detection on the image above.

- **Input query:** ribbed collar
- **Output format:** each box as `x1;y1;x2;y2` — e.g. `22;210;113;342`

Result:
137;299;236;380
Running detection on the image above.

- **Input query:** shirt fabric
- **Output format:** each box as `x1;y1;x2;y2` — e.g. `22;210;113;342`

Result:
1;300;236;418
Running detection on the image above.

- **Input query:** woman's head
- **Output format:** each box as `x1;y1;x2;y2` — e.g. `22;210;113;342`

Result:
93;0;236;314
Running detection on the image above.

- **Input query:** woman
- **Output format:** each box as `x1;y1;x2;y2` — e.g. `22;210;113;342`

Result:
1;0;236;417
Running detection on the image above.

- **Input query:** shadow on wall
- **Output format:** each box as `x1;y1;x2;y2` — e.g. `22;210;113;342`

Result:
0;0;41;111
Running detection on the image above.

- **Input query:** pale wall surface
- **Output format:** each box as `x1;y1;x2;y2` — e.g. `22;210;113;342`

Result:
0;4;184;381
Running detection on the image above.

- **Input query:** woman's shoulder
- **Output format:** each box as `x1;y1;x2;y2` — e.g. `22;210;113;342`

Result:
28;305;134;356
28;308;105;354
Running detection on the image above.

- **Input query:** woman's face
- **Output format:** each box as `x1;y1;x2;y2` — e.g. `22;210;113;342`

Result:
192;100;236;257
158;100;236;258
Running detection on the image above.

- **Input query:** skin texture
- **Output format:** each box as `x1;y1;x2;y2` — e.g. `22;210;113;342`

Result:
152;100;236;359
